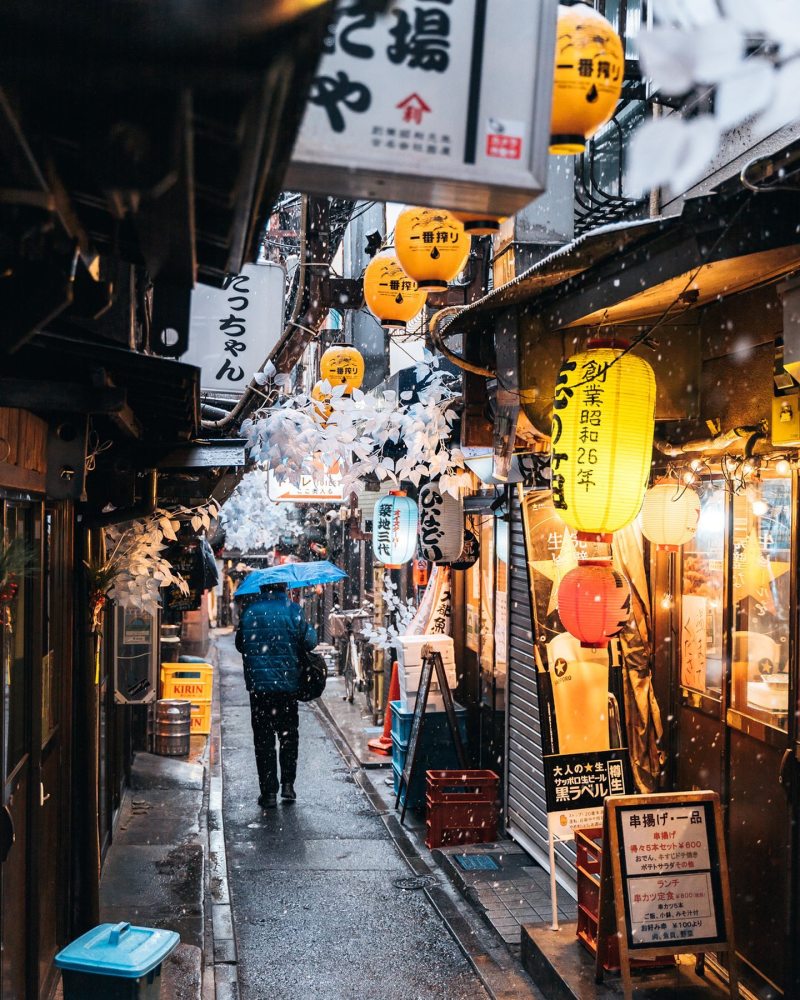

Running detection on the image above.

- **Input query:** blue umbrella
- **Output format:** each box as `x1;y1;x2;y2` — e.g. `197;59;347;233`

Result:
234;560;347;597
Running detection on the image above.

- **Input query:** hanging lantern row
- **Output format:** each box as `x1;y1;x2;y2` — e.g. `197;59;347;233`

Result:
550;341;656;542
557;560;630;649
549;3;624;155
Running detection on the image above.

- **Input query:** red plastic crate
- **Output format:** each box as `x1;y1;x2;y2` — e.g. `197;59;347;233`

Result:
425;769;499;804
425;770;500;849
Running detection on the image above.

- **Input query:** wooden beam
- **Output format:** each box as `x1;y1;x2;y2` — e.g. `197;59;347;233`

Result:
0;379;126;413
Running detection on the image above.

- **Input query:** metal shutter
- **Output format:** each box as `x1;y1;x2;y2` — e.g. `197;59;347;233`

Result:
505;490;577;894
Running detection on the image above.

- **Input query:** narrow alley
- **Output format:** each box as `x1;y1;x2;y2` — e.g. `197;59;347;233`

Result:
217;633;489;1000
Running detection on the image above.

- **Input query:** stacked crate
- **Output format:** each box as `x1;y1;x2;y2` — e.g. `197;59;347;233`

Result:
425;770;499;849
160;663;213;735
390;700;467;812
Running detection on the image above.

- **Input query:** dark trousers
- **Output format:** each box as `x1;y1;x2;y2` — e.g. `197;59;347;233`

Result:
249;692;299;795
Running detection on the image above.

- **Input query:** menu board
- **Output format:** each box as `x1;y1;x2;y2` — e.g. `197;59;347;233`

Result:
616;800;721;947
596;791;739;1000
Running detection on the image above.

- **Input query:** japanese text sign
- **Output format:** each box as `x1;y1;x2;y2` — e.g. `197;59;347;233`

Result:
267;470;344;504
185;262;285;394
287;0;557;214
544;750;629;841
611;794;728;951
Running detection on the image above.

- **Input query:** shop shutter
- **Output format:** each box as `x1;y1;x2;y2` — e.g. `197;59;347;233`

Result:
506;490;577;894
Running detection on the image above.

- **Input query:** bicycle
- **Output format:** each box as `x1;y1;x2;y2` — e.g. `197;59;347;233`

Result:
329;607;374;716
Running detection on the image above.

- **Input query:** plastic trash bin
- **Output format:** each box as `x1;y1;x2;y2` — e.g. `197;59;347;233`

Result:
55;922;179;1000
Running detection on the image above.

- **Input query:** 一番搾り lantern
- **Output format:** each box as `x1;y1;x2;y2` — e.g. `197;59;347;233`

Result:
557;561;630;648
550;3;624;155
640;479;701;551
372;491;418;568
364;254;427;329
418;482;464;564
394;207;470;292
320;344;365;394
551;342;656;540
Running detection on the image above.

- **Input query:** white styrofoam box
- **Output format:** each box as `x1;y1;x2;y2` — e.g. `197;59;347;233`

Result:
397;635;457;711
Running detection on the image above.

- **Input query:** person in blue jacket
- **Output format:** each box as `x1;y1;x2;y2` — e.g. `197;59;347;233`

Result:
235;582;318;808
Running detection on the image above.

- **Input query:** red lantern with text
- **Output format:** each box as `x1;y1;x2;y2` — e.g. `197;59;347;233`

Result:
557;561;630;648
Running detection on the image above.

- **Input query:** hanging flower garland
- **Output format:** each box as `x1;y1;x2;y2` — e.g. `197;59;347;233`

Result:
242;355;472;497
221;470;304;552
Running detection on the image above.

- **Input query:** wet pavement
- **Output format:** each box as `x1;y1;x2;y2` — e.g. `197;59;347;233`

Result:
218;633;489;1000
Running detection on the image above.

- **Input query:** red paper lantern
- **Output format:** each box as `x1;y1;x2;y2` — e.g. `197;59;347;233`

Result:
557;562;630;649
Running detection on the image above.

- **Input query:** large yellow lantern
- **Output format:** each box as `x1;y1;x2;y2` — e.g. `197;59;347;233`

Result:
551;341;656;540
394;207;470;292
550;3;624;155
363;254;427;329
320;344;365;394
640;479;701;551
451;212;505;236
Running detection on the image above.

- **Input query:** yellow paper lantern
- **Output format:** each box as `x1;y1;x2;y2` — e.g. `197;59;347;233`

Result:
551;342;656;540
320;344;365;394
364;254;427;329
640;479;701;551
550;3;624;155
451;212;505;236
394;207;470;292
310;381;331;425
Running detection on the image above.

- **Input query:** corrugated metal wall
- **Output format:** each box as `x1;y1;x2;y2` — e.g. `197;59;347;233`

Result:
506;491;577;892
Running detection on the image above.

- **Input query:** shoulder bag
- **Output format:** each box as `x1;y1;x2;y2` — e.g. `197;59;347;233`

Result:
297;622;327;702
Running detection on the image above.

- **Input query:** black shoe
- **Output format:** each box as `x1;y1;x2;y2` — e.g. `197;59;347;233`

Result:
280;783;296;802
259;793;277;809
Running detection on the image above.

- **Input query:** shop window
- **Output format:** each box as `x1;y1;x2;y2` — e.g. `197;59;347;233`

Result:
680;484;725;699
730;477;790;732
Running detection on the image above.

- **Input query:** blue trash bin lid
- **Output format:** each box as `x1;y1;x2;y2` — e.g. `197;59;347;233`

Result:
55;922;180;978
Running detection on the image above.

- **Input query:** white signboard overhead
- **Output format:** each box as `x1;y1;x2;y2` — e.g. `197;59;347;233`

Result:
287;0;557;214
185;262;285;394
267;470;344;504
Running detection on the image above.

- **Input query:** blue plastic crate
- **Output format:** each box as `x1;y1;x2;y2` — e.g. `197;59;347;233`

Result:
390;700;467;750
391;722;469;813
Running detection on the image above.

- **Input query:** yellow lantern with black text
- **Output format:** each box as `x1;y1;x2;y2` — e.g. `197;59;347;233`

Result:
551;342;656;540
451;212;505;236
364;254;427;329
320;344;364;394
395;207;470;292
550;3;624;155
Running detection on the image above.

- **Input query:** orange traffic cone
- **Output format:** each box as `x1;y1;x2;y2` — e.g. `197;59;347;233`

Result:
368;660;400;756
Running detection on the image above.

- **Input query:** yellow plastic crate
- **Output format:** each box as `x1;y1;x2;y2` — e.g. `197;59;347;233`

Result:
161;663;213;701
190;700;212;735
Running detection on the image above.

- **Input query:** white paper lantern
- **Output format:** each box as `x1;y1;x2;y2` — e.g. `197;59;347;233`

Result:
418;482;464;563
372;491;418;568
640;479;701;551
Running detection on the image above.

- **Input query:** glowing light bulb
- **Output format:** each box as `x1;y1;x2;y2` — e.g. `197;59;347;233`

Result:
743;462;755;476
752;499;768;517
689;459;703;472
660;593;674;610
683;471;696;485
776;459;791;476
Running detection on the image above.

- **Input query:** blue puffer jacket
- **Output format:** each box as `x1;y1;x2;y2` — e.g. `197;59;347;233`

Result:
235;592;318;694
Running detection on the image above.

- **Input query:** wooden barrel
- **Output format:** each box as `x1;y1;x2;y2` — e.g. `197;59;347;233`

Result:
154;699;191;757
